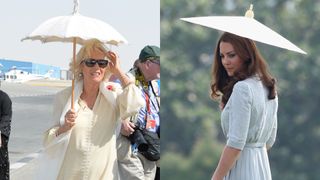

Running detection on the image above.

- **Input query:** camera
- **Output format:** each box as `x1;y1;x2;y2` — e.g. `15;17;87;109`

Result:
128;121;148;152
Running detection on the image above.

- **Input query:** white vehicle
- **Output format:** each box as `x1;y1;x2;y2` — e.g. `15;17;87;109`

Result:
4;67;54;83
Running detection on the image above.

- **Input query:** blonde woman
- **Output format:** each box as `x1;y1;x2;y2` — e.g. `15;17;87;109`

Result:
36;39;144;180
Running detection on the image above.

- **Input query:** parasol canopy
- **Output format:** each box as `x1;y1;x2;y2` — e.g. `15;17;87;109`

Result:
22;1;128;45
181;4;306;54
21;0;128;108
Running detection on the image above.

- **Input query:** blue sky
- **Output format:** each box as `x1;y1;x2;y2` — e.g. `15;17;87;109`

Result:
0;0;160;71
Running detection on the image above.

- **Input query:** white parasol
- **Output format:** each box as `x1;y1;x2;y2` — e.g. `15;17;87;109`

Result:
180;4;306;55
21;12;128;45
22;0;128;108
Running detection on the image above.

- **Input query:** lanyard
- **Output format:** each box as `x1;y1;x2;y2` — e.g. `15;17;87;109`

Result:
144;91;151;114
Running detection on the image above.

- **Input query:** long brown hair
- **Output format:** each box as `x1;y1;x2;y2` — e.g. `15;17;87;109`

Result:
210;32;276;105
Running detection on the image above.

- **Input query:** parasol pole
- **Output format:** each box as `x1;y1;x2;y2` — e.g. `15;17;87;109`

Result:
71;38;76;109
71;0;79;110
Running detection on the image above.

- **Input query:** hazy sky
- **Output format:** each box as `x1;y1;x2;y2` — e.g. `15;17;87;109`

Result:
0;0;160;71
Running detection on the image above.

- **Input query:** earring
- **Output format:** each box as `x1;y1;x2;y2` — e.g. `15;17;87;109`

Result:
79;72;83;77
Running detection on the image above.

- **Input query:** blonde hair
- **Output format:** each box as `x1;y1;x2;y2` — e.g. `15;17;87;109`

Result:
70;39;111;81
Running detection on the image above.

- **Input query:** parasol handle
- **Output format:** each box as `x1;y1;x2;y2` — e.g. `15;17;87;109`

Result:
71;80;75;109
245;4;254;18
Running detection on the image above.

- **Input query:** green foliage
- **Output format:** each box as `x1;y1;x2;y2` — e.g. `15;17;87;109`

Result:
162;135;223;180
161;0;320;180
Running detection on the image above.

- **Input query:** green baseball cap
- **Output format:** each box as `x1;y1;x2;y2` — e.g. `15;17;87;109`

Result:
139;45;160;62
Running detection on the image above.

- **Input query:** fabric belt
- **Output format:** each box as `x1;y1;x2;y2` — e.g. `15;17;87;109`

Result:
244;142;265;148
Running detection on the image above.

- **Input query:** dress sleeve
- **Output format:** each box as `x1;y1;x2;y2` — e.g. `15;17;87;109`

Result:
266;97;278;148
43;88;70;147
226;82;253;150
43;127;59;147
117;83;145;120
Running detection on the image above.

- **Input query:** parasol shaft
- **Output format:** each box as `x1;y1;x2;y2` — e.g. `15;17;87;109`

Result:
71;38;76;109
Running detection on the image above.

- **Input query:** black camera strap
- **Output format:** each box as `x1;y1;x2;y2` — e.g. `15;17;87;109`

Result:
150;81;160;110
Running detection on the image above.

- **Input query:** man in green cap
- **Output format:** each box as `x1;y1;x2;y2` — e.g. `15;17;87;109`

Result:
117;45;160;180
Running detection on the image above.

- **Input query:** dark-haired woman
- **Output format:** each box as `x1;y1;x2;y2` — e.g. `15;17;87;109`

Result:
211;32;278;180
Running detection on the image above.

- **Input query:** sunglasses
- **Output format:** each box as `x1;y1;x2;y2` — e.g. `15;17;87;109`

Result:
82;58;109;68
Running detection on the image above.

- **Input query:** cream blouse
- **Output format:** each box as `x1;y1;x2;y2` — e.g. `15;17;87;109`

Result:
42;83;143;180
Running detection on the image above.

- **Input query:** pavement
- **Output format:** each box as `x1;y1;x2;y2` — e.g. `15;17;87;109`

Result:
0;79;71;179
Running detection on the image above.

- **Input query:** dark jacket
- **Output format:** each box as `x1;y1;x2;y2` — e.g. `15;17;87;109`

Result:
0;90;12;138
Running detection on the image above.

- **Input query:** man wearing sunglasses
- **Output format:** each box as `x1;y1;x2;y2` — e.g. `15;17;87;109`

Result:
117;45;160;180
